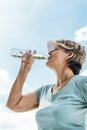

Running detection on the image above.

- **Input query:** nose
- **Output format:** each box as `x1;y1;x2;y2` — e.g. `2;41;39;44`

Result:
48;51;52;55
48;50;55;55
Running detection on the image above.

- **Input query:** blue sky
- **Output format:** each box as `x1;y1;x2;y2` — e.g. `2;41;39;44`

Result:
0;0;87;129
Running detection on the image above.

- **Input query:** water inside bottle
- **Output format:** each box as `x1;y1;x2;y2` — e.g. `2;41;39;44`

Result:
10;48;47;60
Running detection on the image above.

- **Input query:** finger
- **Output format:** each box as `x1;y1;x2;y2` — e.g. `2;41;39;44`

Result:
27;50;33;56
24;50;32;59
33;50;37;54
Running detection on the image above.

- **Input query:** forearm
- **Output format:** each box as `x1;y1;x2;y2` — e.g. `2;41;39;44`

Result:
7;68;29;108
7;50;35;110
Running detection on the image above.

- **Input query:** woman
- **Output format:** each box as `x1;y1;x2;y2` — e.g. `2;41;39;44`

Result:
7;39;87;130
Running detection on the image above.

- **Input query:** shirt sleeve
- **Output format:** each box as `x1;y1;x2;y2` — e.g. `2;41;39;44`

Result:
34;86;44;102
34;85;52;103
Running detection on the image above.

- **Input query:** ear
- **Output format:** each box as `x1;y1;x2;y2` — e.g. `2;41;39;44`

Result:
65;51;74;61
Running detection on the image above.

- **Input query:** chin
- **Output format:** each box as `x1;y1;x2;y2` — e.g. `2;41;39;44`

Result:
46;61;50;67
46;61;48;66
46;61;53;69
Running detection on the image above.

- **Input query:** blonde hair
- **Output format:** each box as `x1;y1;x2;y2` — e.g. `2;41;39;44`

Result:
56;39;86;75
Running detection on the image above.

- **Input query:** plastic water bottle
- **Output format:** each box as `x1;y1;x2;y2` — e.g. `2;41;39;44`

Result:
10;48;47;60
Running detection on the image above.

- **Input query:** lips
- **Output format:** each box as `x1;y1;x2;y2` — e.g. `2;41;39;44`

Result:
48;55;51;60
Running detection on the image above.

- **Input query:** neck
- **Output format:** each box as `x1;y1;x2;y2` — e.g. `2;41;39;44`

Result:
56;68;74;88
52;69;74;94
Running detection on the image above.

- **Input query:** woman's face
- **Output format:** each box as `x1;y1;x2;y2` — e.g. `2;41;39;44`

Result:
46;48;69;71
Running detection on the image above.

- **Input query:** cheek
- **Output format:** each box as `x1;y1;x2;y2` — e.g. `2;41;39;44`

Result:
55;54;66;65
46;52;66;67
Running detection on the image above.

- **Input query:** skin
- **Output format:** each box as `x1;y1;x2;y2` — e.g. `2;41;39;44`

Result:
7;48;74;112
46;49;74;92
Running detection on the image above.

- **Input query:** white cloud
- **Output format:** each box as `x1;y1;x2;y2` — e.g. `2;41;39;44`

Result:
80;69;87;76
0;70;12;95
0;69;33;95
74;25;87;42
0;69;37;130
0;70;9;80
0;110;37;130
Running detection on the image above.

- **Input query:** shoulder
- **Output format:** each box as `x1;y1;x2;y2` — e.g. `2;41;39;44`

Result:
76;75;87;102
71;75;87;84
69;75;87;92
72;75;87;93
74;75;87;85
71;75;87;102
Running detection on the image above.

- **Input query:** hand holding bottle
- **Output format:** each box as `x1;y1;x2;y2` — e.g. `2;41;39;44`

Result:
10;48;47;73
10;48;47;59
20;50;36;73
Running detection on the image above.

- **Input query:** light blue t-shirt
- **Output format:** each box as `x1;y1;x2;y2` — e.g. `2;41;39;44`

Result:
35;75;87;130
